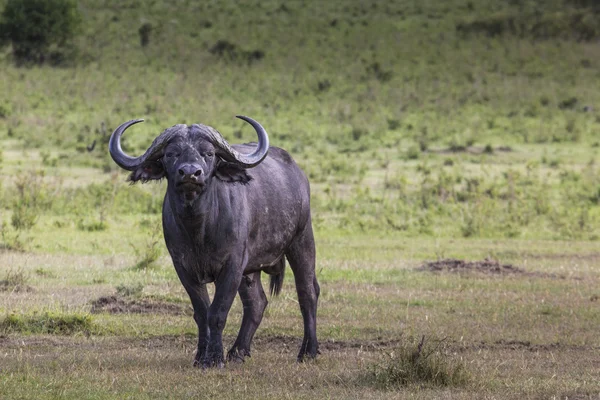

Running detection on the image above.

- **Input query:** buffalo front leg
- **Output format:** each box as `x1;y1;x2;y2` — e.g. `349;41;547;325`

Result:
227;272;268;362
181;283;211;367
203;266;244;368
286;222;319;361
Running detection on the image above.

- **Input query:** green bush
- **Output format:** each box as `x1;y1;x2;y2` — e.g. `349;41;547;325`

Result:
0;0;81;64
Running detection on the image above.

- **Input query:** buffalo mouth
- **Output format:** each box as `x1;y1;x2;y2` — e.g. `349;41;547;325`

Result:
176;180;205;200
177;181;203;190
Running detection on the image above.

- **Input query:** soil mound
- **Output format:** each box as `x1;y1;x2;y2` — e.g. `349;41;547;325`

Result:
418;258;523;275
90;295;190;315
418;258;566;279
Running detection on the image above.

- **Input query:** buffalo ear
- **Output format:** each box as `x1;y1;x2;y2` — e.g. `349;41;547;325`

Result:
128;161;165;183
215;161;253;184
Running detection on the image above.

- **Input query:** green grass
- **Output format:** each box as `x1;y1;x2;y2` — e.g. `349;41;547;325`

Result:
1;311;94;335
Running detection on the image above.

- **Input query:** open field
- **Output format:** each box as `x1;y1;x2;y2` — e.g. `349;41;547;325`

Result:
1;0;600;398
1;236;599;398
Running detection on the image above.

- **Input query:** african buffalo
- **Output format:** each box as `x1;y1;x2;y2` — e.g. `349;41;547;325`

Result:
108;116;319;367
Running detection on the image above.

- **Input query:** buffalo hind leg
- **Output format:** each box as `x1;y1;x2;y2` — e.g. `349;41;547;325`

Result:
227;272;268;362
285;221;319;361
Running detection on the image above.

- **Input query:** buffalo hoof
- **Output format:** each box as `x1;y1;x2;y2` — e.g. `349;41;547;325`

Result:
227;348;250;363
202;353;225;369
192;352;206;368
297;341;319;362
297;353;318;363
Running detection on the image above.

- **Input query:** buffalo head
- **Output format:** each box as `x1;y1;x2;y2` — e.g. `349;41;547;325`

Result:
109;116;269;203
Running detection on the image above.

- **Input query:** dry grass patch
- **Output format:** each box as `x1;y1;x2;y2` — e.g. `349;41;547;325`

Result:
362;335;470;389
0;268;33;292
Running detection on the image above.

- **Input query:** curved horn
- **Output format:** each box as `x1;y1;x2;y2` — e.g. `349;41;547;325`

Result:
108;119;177;171
204;115;269;168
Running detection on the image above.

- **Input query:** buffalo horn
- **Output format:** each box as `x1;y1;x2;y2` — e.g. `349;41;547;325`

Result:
203;115;269;168
108;119;176;171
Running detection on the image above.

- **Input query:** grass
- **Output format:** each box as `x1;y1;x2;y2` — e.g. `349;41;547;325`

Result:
0;311;94;335
0;268;29;292
1;236;599;398
364;335;470;389
0;0;599;398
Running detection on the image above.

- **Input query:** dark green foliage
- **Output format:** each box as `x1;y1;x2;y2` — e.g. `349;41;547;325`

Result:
456;9;600;41
209;40;265;65
138;22;152;47
0;311;93;334
365;62;393;83
568;0;600;6
387;119;400;131
0;103;10;118
317;79;331;92
558;97;579;110
0;0;81;64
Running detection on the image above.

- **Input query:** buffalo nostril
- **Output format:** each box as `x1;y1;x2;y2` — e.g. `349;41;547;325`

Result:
178;169;185;176
194;169;203;177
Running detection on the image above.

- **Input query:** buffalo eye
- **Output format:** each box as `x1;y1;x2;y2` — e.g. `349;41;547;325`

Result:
204;152;214;158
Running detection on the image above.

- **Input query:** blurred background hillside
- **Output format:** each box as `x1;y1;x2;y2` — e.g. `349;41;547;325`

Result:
1;0;600;246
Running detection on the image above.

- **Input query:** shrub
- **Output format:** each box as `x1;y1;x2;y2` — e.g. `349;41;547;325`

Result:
115;283;144;297
209;39;265;65
364;336;470;389
0;0;81;64
0;268;30;292
10;169;52;231
130;223;162;270
138;22;153;47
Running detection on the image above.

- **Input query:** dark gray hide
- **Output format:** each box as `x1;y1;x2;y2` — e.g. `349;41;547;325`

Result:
109;116;319;368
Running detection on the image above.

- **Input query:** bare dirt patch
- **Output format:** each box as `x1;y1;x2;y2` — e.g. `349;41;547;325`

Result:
417;258;565;278
90;295;191;315
429;145;512;155
454;339;599;354
253;335;404;353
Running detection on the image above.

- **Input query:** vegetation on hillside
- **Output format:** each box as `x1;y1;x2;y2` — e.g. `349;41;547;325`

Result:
0;0;599;242
0;0;81;64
